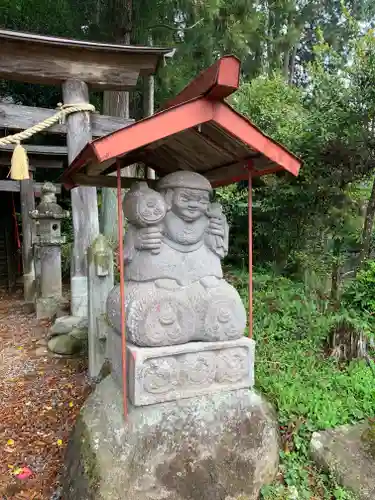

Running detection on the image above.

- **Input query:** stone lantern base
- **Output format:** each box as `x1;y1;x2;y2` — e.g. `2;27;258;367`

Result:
36;296;63;320
61;376;279;500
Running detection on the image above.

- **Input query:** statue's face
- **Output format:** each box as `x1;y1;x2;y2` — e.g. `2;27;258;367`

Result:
171;188;210;221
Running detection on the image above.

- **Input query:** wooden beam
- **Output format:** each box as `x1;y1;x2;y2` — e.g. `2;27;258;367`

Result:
0;29;174;90
71;173;156;189
160;56;241;111
0;144;67;156
0;180;61;195
0;103;134;137
20;174;36;303
0;153;63;169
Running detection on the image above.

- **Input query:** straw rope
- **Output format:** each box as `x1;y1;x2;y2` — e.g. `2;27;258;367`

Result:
0;103;96;146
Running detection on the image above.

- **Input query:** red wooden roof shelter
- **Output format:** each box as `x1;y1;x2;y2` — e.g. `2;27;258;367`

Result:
61;56;302;419
62;55;301;189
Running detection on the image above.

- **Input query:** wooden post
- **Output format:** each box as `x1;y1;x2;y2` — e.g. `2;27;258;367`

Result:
248;168;253;338
144;33;155;181
20;169;36;303
62;79;99;317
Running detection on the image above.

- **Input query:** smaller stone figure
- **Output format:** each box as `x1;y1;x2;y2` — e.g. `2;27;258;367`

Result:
107;171;246;347
123;182;167;255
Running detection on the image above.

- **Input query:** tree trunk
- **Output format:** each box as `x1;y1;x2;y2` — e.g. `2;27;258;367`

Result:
358;176;375;266
330;237;341;301
288;43;298;85
101;0;133;243
283;49;290;82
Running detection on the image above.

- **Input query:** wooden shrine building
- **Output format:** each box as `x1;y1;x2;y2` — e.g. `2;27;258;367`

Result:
0;29;173;305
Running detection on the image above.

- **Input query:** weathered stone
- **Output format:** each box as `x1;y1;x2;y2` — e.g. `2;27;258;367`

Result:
62;377;279;500
48;334;82;356
108;334;255;406
49;316;86;336
87;235;114;379
311;422;375;500
30;182;69;319
70;327;88;341
106;172;247;348
36;296;61;320
77;317;89;329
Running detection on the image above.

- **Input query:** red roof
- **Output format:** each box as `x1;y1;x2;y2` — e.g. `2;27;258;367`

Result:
62;56;302;189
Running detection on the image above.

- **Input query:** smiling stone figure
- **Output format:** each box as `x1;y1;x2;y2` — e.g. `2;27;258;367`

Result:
107;171;246;347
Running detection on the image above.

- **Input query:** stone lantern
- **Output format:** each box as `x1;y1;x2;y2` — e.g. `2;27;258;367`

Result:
30;182;69;319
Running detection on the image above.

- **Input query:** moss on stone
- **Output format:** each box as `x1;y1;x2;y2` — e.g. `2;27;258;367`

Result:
361;419;375;458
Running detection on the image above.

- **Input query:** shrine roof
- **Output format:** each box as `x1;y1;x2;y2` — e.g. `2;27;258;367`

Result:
0;29;174;89
62;56;302;188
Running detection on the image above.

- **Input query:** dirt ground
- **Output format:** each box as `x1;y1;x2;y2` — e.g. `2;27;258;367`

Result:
0;287;92;499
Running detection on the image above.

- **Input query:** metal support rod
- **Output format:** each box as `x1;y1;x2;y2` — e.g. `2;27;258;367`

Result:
117;160;128;419
248;167;253;338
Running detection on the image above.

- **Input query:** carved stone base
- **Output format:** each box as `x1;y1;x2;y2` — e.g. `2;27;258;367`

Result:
61;377;279;500
108;334;255;406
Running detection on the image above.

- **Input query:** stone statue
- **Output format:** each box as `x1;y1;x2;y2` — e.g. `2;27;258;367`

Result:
107;171;246;347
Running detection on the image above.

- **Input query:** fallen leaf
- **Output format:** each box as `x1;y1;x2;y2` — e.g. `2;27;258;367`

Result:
7;439;14;446
57;439;63;446
16;466;33;480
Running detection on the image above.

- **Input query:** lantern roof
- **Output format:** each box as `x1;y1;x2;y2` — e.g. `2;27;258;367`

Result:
62;56;302;189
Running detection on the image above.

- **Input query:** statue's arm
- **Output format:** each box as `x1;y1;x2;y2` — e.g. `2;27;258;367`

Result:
206;210;229;259
124;224;163;262
223;217;229;256
123;224;136;264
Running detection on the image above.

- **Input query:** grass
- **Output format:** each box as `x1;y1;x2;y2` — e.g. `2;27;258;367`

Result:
226;266;375;500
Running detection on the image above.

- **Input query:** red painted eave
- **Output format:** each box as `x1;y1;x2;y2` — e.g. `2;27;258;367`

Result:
62;97;216;183
161;55;241;110
213;102;301;177
62;95;301;187
61;56;302;188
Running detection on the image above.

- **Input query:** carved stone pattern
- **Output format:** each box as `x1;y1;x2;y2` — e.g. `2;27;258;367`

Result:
141;347;248;394
204;293;246;341
123;182;167;227
141;297;195;346
142;358;178;394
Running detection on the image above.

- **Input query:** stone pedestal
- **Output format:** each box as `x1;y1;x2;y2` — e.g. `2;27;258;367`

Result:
62;376;279;500
108;333;255;406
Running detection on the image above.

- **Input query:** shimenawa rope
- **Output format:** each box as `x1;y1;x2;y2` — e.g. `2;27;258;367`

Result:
0;103;96;180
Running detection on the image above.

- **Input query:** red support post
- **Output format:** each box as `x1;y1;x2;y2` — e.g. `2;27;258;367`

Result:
117;161;128;419
248;166;253;338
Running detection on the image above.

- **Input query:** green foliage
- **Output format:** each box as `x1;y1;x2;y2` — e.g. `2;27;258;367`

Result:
227;267;374;499
342;260;375;326
222;24;375;278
